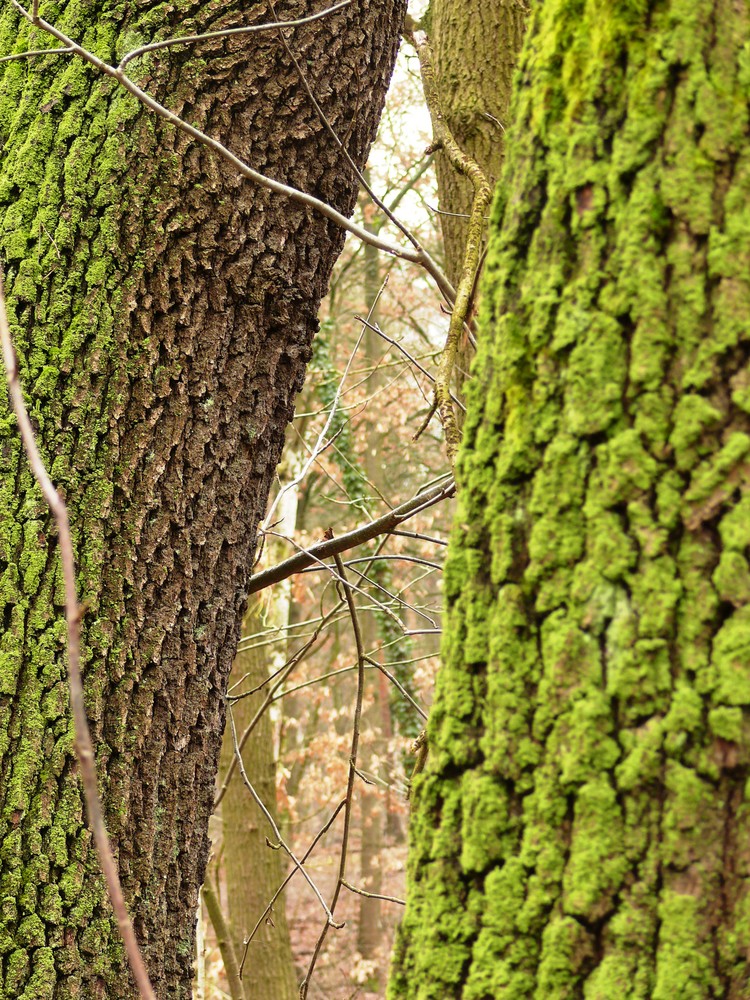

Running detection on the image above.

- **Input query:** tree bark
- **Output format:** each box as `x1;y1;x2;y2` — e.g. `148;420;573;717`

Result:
219;606;297;1000
0;1;405;995
429;0;527;287
390;0;750;997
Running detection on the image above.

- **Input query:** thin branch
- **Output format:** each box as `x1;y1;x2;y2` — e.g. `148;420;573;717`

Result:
10;0;456;304
407;25;494;466
277;651;429;723
365;656;428;722
341;880;405;906
118;0;352;69
299;552;367;999
238;798;347;978
300;553;443;573
0;276;156;999
263;529;410;632
266;0;454;303
389;528;448;547
247;478;455;595
227;707;344;929
262;276;384;531
0;45;73;64
215;599;343;807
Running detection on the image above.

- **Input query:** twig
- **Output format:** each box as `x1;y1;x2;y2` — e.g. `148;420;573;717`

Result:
364;656;428;722
0;277;156;998
266;0;454;304
215;599;344;807
227;707;344;929
341;880;405;906
298;552;368;999
118;1;352;69
0;45;73;64
238;798;347;978
247;478;455;594
10;0;456;305
408;26;494;465
262;275;388;532
264;529;410;633
300;553;442;573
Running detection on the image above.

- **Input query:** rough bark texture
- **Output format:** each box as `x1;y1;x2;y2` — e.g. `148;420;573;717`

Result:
390;1;750;997
0;1;405;995
219;610;297;1000
430;0;527;287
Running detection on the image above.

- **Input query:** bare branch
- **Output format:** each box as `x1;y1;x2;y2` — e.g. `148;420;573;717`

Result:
227;707;344;929
0;45;73;65
407;26;494;465
247;478;455;594
299;552;367;999
10;0;456;304
0;276;156;999
118;1;352;70
262;274;387;532
215;601;341;807
341;880;405;906
238;798;347;979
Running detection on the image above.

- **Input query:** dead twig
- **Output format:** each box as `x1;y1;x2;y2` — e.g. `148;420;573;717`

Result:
227;706;344;929
10;0;456;305
247;477;455;594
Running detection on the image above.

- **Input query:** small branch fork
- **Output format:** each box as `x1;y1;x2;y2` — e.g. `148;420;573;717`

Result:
227;708;344;929
248;477;455;594
0;276;156;1000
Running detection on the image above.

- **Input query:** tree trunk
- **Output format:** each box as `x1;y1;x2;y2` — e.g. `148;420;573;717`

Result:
0;1;405;995
355;193;387;979
390;1;750;997
429;0;527;287
219;604;298;1000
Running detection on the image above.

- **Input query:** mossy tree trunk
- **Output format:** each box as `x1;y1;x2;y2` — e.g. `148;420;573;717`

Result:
0;1;405;996
390;1;750;998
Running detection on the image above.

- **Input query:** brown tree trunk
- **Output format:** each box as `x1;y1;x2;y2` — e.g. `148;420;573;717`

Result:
0;1;405;995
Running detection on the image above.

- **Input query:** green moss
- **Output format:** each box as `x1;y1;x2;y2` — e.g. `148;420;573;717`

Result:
394;0;750;995
712;550;750;605
718;495;750;550
669;394;723;470
653;891;717;999
460;772;510;873
531;916;590;996
563;779;627;918
709;608;750;706
683;432;750;511
708;706;743;742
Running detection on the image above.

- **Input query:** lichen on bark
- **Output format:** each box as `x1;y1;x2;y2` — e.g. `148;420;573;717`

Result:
390;1;750;997
0;1;405;995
